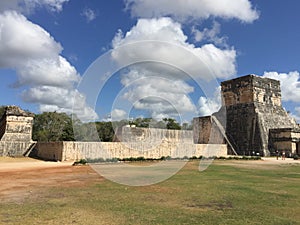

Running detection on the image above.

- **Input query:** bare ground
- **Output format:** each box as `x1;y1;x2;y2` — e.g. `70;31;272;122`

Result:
0;157;299;203
0;158;103;203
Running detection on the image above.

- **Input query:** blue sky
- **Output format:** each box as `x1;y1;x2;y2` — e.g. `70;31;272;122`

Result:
0;0;300;123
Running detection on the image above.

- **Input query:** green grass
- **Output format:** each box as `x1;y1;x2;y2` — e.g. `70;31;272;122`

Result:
1;161;300;225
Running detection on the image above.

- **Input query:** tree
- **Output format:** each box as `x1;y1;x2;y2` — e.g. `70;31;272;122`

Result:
32;112;75;141
182;122;193;130
0;105;5;119
95;121;114;142
163;118;181;130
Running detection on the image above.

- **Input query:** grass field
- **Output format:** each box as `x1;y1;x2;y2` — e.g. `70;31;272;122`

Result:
0;160;299;225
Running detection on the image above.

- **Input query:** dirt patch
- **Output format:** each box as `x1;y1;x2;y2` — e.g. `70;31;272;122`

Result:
0;158;103;203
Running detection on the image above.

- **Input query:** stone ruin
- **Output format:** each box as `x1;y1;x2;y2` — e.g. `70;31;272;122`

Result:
194;74;300;156
0;105;36;157
1;75;300;159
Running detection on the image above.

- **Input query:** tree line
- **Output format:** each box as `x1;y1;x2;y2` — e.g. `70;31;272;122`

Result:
33;112;192;142
0;106;192;142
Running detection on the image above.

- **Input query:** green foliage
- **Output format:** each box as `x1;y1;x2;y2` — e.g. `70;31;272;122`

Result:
130;117;186;130
294;154;299;160
32;113;188;142
0;105;5;119
95;121;114;142
223;156;261;160
181;122;193;130
163;118;181;130
72;159;87;166
131;117;152;128
32;112;75;142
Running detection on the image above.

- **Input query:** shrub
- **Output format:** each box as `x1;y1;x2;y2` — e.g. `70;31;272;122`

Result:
293;154;299;160
136;156;146;161
165;156;172;160
72;159;87;166
190;156;198;160
218;156;226;160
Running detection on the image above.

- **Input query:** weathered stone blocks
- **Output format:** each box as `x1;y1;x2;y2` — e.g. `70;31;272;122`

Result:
194;74;297;156
0;106;35;157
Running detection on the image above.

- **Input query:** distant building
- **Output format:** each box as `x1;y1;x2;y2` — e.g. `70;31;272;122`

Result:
0;106;36;157
193;74;299;156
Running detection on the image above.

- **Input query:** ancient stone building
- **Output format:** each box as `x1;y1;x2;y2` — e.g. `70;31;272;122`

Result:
0;105;35;157
193;74;298;156
269;128;300;156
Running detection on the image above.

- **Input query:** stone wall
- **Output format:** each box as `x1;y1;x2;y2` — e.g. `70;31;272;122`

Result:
221;74;282;106
193;75;297;156
193;116;224;144
222;75;296;156
35;141;228;161
269;128;300;155
115;126;193;143
0;106;35;157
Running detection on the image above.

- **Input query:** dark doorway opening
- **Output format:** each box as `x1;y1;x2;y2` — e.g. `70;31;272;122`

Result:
296;142;300;155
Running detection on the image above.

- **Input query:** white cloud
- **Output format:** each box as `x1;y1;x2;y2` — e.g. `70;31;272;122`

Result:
0;11;62;67
22;86;98;121
262;71;300;103
111;109;128;121
0;11;98;121
197;87;221;116
125;0;259;23
15;56;79;88
81;8;97;22
0;0;69;14
111;17;235;119
192;21;228;47
293;107;300;122
122;75;196;118
112;17;237;80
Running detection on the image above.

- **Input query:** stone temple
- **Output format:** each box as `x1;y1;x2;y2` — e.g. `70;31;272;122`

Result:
1;75;300;159
0;106;35;157
193;74;300;157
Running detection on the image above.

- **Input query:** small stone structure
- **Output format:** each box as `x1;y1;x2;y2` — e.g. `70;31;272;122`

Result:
0;106;36;157
193;116;224;145
194;74;298;156
269;128;300;156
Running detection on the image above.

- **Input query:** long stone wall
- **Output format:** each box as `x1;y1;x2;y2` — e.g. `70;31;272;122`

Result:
35;141;227;161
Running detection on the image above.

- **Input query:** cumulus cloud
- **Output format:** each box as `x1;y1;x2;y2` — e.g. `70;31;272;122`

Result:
112;17;236;80
0;11;62;67
111;17;236;119
293;107;300;122
262;71;300;103
121;75;196;118
125;0;259;23
111;109;128;121
198;87;221;116
192;21;228;47
22;86;98;121
0;10;97;121
81;8;97;22
0;0;69;14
